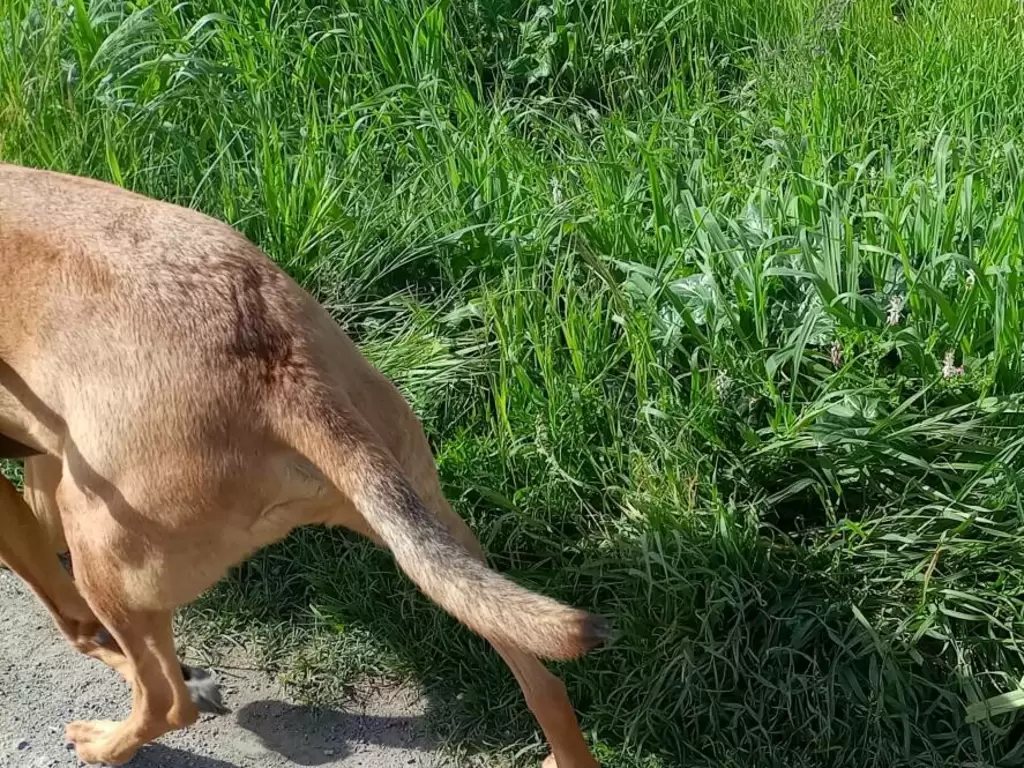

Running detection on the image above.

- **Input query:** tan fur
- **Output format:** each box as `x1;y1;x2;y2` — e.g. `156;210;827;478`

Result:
0;163;606;767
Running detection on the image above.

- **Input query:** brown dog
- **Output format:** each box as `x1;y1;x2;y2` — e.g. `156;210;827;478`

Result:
0;163;608;766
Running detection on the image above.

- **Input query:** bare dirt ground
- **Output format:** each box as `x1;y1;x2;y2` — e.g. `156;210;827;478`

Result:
0;569;443;768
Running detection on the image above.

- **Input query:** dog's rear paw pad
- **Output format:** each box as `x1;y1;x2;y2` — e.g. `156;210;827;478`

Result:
180;664;229;715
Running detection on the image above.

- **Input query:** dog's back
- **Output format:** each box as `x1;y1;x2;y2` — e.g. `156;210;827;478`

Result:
0;163;323;458
0;162;312;351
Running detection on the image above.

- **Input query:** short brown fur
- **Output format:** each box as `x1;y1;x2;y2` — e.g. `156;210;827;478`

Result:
0;163;607;767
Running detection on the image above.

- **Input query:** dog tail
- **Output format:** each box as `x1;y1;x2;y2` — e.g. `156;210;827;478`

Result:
279;396;610;660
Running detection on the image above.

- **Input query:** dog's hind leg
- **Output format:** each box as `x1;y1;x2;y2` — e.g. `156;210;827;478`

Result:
62;605;194;766
2;469;226;717
56;491;202;765
0;473;129;675
491;642;598;768
22;454;227;714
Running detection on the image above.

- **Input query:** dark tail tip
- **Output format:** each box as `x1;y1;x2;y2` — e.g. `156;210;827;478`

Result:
578;612;613;653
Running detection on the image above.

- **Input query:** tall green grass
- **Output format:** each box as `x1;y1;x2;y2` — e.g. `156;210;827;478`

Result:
4;0;1024;765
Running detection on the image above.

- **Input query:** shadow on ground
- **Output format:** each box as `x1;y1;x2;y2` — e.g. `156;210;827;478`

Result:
236;700;430;765
132;744;242;768
128;695;434;768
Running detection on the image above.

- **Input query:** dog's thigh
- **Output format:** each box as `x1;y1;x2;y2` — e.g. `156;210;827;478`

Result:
23;454;68;556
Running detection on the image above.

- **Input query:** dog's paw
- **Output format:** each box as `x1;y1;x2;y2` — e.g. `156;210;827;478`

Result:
180;664;229;715
66;719;135;766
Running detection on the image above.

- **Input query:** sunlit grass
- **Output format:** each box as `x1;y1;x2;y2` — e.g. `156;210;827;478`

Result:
4;1;1024;765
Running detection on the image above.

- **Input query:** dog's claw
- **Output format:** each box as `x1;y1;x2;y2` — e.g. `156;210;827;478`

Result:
180;664;229;715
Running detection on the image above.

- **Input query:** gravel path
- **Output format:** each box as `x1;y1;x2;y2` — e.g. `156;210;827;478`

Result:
0;569;442;768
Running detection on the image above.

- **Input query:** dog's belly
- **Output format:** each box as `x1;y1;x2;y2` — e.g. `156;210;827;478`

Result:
0;380;59;458
0;431;42;459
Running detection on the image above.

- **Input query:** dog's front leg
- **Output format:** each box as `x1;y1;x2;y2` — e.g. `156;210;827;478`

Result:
63;607;196;766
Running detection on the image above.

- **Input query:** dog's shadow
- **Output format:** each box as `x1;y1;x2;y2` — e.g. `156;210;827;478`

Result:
237;699;432;764
129;700;432;767
130;744;241;767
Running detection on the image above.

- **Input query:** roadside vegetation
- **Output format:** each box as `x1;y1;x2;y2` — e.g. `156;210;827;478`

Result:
3;1;1024;765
